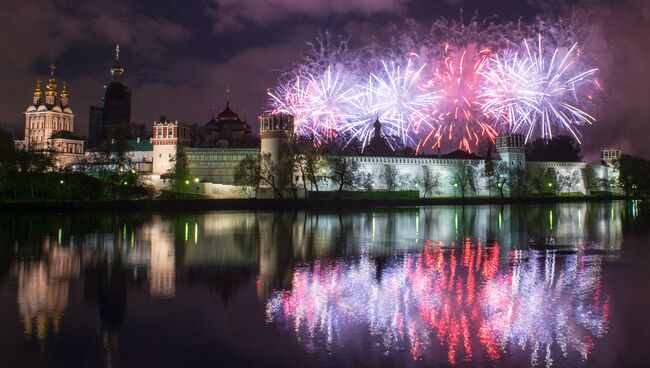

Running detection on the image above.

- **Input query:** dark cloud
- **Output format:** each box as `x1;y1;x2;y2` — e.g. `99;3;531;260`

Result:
205;0;410;32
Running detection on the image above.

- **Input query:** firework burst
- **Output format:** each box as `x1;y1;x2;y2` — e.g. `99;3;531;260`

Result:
268;65;359;144
481;35;599;143
420;44;499;153
358;58;438;148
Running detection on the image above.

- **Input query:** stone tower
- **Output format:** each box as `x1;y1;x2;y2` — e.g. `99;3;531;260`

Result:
259;113;294;162
600;147;621;167
601;147;621;190
152;118;190;176
496;134;526;166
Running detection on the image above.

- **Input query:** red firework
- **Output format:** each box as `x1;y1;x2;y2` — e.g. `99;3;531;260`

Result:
421;44;498;153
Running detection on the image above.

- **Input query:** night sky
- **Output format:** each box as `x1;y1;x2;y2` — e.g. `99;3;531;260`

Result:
0;0;647;160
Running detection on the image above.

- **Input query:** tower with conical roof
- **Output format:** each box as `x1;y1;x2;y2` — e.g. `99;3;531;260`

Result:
89;45;132;148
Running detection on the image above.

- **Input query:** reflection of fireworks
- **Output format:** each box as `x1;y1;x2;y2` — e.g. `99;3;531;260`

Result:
421;44;498;153
266;239;609;366
481;35;599;142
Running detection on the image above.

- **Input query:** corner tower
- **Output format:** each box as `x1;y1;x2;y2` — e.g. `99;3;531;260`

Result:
496;134;525;166
152;118;190;175
259;113;294;162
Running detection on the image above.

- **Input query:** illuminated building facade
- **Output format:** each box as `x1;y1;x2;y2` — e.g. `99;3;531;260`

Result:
15;64;85;167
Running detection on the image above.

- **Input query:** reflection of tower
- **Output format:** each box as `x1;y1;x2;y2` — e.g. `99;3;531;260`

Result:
258;212;295;298
16;244;79;343
96;262;127;368
496;134;525;165
149;216;176;298
259;113;293;163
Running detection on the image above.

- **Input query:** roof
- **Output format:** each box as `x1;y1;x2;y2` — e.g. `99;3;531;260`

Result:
441;149;484;160
127;139;153;152
216;101;239;121
49;130;83;141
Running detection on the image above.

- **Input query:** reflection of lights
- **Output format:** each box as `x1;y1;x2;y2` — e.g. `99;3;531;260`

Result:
194;223;198;245
549;209;554;231
266;240;609;366
184;222;189;242
498;211;503;231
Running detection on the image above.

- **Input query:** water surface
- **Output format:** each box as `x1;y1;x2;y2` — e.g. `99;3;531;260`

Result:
0;201;648;367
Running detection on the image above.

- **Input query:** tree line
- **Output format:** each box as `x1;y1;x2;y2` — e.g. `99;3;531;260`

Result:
0;126;151;201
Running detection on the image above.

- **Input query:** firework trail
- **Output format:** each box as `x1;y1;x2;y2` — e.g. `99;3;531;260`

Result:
480;34;599;143
357;58;438;148
419;44;499;153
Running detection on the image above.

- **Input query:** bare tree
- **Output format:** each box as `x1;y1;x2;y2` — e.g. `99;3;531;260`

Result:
380;165;400;191
419;169;441;197
556;171;580;194
452;161;477;198
359;172;374;191
260;153;290;198
295;146;327;193
328;155;360;198
234;155;261;198
488;161;512;198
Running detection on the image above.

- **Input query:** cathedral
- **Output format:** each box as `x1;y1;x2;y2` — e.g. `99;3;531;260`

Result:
15;64;85;167
190;101;257;148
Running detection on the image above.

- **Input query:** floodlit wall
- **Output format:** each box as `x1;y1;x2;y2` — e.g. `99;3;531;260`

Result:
186;148;258;185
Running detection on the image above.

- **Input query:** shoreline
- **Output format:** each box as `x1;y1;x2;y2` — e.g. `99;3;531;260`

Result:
0;195;636;213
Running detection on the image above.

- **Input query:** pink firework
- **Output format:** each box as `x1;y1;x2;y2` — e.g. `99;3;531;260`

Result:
420;44;499;153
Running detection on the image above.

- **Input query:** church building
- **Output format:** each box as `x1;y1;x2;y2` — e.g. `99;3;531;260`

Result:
15;64;85;167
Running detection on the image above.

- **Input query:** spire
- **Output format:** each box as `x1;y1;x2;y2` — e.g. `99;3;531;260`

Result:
45;64;57;105
373;117;382;139
32;79;42;105
110;44;124;80
60;81;69;107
